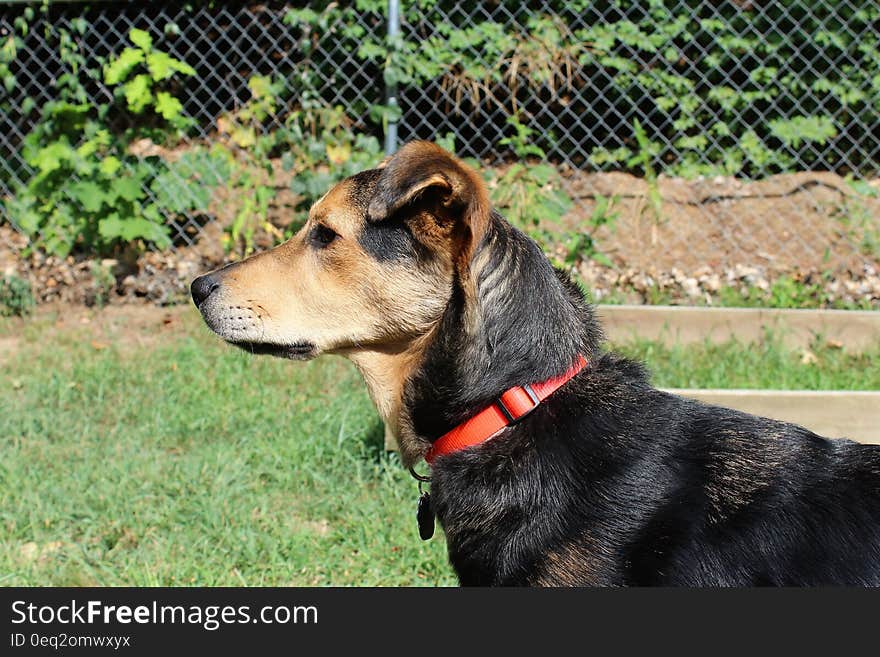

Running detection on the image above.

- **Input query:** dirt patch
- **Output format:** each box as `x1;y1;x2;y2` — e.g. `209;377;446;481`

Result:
0;335;19;365
2;166;879;309
564;170;880;273
0;303;198;350
49;303;197;347
1;223;226;307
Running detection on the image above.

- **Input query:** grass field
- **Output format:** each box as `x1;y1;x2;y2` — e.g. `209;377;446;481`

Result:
2;305;878;586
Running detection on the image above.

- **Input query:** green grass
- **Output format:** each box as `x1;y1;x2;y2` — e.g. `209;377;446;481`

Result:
614;334;880;390
0;311;455;586
1;308;878;586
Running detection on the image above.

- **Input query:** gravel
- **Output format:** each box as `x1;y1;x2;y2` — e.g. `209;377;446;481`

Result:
2;223;879;310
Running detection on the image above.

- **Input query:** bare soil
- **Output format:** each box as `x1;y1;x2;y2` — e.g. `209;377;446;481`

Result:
0;302;198;359
0;335;19;365
564;170;880;273
2;166;878;309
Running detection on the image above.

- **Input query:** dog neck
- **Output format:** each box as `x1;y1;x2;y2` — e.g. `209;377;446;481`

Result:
396;214;602;465
343;335;432;452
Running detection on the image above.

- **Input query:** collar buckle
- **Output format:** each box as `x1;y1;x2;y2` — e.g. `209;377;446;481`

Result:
425;355;588;465
496;383;540;423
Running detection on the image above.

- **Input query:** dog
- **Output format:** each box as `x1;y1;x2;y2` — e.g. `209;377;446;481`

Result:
192;141;880;586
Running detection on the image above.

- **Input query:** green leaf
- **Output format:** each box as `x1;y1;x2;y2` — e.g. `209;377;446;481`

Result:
104;48;144;85
154;91;183;121
248;75;273;99
846;177;878;198
76;129;111;158
173;147;232;187
98;213;124;239
5;195;41;234
69;181;105;213
1;35;16;63
174;58;195;77
368;103;402;124
435;132;456;154
232;127;257;148
115;176;144;202
146;51;196;80
28;140;76;174
592;252;614;267
292;171;336;200
99;156;122;176
146;51;176;80
123;74;153;113
768;115;837;149
99;212;170;247
150;170;211;213
129;28;153;51
529;164;557;187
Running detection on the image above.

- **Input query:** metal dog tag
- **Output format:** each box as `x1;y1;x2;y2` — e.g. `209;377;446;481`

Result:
417;492;435;540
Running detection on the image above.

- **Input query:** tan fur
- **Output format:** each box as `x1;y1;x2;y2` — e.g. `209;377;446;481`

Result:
368;142;490;271
340;330;437;466
196;144;492;467
208;177;450;353
530;532;615;586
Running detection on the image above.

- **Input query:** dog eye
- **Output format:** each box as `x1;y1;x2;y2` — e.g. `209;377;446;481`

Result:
310;224;338;248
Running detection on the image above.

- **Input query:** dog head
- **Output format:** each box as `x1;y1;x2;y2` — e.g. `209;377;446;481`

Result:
191;141;490;361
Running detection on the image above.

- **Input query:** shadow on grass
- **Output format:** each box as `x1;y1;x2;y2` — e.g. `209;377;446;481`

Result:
360;418;388;462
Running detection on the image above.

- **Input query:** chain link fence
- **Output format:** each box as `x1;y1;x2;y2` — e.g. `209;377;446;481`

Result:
0;1;384;249
1;1;879;305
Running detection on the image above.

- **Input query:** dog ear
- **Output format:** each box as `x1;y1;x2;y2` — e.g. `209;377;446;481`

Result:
367;142;490;264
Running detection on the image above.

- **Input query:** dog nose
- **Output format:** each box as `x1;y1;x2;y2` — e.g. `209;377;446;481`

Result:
190;273;220;307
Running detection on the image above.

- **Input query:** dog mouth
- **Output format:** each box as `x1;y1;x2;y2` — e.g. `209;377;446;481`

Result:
230;340;317;360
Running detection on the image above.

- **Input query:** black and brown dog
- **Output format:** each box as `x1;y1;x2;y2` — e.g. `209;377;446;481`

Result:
192;141;880;586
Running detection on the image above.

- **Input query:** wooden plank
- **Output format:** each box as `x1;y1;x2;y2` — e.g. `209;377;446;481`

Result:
668;389;880;445
597;305;880;351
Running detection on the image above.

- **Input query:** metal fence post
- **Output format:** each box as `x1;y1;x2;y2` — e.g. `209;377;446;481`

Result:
1;2;877;280
384;0;400;156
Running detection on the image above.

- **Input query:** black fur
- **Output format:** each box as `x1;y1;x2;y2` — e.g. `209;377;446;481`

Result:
406;213;880;586
358;217;426;262
346;169;428;262
405;213;601;438
194;146;880;586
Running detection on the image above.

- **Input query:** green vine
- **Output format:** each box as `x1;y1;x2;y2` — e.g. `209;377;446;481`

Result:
5;26;197;256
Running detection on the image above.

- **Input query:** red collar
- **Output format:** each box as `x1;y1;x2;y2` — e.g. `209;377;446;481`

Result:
424;355;588;465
